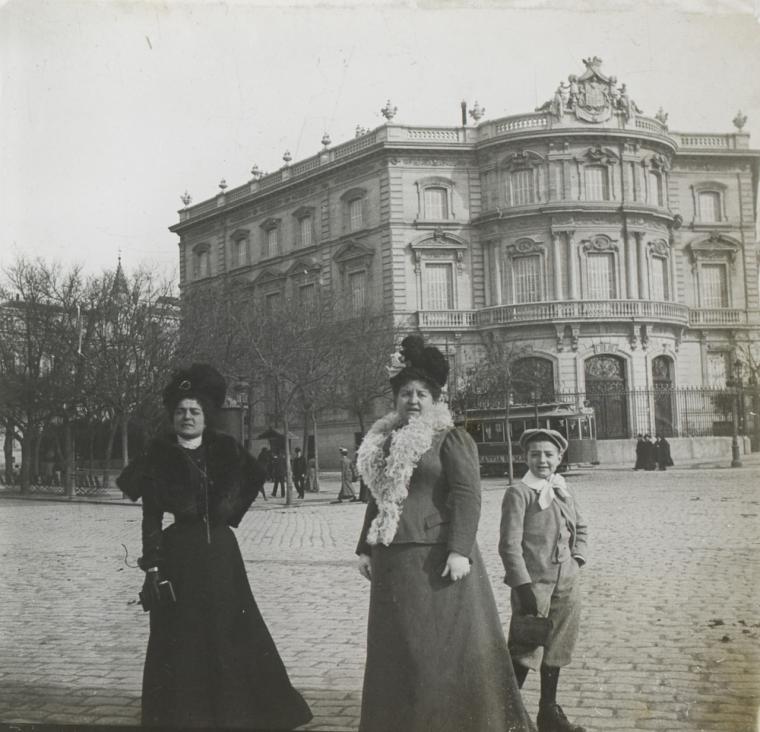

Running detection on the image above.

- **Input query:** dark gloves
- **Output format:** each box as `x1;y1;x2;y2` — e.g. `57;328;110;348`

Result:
138;568;176;612
515;583;538;616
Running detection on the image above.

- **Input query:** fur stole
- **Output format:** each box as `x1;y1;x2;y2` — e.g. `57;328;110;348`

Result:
357;402;453;546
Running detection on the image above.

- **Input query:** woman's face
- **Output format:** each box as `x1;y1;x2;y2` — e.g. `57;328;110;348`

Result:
395;379;436;422
173;398;205;439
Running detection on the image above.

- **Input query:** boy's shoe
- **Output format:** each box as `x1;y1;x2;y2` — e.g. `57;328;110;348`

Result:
537;703;586;732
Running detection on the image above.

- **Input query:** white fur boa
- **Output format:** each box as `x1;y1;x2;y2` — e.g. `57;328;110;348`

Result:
357;402;454;546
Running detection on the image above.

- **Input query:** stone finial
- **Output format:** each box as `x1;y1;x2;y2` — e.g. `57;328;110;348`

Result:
655;107;669;127
250;164;262;179
321;132;331;148
282;150;292;165
469;101;485;122
218;179;227;192
733;110;748;131
355;125;369;137
380;99;397;121
180;190;192;207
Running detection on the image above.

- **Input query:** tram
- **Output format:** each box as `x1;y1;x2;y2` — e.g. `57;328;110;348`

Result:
460;401;598;477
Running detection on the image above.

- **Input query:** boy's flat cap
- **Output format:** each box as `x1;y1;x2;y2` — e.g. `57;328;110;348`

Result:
519;428;569;453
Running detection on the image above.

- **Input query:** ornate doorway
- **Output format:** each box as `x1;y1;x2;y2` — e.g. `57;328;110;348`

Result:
585;355;628;438
652;355;675;437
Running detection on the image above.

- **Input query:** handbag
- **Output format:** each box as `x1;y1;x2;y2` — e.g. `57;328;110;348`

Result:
510;615;554;648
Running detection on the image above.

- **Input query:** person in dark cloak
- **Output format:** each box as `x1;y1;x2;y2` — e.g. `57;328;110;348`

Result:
655;434;674;471
117;363;312;730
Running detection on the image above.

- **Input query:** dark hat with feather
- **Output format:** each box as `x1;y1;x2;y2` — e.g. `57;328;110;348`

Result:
388;335;449;396
162;363;227;412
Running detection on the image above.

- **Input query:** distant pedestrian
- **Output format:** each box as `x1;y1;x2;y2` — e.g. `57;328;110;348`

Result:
643;434;657;471
655;435;673;471
306;456;319;492
271;449;286;497
292;447;306;499
116;363;311;730
337;447;357;502
633;434;645;470
258;446;273;481
500;427;588;732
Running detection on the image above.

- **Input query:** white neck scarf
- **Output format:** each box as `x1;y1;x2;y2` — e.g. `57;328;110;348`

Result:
357;402;454;546
522;471;569;510
177;434;203;450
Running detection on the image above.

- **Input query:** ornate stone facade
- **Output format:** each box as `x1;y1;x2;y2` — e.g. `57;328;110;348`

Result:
171;58;760;449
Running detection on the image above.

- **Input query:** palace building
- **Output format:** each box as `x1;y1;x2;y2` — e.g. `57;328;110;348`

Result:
170;57;760;463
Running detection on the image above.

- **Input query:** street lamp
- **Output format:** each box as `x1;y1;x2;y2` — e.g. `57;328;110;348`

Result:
730;360;743;468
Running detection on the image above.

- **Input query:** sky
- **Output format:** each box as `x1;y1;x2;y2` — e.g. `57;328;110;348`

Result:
2;0;760;288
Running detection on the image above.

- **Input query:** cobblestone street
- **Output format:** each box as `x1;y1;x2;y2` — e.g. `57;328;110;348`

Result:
1;459;759;731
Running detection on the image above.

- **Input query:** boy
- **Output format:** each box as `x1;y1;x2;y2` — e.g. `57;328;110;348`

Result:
499;428;588;732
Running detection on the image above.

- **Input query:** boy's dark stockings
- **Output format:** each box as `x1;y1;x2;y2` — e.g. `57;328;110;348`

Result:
511;661;561;705
539;664;560;706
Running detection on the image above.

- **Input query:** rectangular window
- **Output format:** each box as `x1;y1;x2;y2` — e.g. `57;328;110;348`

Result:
424;187;448;219
349;198;363;231
700;263;728;308
698;191;721;223
707;352;728;388
511;170;534;206
266;228;279;257
512;256;541;304
587;253;616;299
195;250;210;279
234;239;247;267
299;283;316;312
424;263;454;310
348;270;366;313
584;166;609;201
265;291;281;315
300;217;313;248
651;257;668;301
648;172;663;207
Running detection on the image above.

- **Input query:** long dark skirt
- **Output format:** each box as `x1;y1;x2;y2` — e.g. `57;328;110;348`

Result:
360;542;534;732
142;521;312;730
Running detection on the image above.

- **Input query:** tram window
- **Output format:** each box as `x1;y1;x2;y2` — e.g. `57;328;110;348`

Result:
466;421;483;443
568;419;580;440
548;417;565;435
483;422;504;442
581;418;590;439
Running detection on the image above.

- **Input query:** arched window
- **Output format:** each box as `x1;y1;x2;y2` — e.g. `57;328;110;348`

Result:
585;355;628;438
650;255;669;301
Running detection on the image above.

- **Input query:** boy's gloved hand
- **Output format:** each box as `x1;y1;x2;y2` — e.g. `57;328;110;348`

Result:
515;583;538;616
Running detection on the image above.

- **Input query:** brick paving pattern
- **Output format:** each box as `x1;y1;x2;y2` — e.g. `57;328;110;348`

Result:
1;459;759;731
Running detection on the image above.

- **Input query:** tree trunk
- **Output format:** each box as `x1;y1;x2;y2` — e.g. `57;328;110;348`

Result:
245;386;256;452
4;418;14;485
282;411;293;506
121;413;130;467
302;407;309;455
311;407;320;493
102;420;118;489
20;434;31;493
30;429;41;483
87;424;96;474
63;417;75;499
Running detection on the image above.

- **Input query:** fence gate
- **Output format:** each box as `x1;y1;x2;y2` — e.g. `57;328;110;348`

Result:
652;356;675;437
585;355;628;438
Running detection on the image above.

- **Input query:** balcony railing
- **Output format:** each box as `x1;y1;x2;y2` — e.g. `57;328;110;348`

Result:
417;300;690;329
689;309;747;326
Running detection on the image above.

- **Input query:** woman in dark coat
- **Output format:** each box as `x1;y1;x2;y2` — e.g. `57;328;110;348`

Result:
655;434;674;470
355;336;533;732
118;364;312;730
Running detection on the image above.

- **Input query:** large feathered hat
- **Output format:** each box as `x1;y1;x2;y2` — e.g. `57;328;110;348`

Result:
162;363;227;411
388;335;449;392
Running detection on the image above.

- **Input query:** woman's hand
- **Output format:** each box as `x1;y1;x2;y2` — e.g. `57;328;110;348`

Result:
357;553;372;581
442;551;471;581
